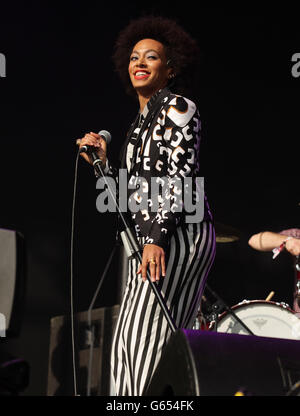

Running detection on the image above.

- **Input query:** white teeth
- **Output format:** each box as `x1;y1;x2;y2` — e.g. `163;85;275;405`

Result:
135;71;149;76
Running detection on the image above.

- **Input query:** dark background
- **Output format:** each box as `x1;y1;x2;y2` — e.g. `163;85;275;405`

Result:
0;3;299;395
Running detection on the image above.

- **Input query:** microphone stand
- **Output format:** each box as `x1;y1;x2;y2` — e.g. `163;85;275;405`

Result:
82;151;177;396
91;152;177;322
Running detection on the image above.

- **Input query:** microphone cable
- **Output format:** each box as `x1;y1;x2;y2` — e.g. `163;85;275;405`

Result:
69;148;81;396
70;133;111;396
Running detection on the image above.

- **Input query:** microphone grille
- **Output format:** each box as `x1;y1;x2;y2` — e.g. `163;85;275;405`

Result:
98;130;112;145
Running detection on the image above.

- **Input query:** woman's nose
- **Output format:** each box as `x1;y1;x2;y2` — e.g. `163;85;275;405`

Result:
136;57;146;67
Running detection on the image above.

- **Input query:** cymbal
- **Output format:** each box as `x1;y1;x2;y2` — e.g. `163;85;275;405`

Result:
215;222;240;243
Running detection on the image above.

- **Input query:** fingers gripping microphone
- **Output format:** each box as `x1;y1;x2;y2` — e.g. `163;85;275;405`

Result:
79;130;112;177
79;130;112;154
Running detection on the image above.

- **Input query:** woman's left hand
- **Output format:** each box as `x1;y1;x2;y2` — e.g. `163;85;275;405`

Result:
137;244;166;282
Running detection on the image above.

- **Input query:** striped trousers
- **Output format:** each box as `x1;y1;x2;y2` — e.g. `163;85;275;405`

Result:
110;220;216;396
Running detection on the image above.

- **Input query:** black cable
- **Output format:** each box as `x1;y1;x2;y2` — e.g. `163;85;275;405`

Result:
86;244;117;396
70;149;81;396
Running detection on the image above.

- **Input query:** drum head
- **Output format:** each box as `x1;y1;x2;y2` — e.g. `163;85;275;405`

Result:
216;300;300;340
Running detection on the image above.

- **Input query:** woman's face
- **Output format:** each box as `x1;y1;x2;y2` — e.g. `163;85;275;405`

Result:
128;38;171;96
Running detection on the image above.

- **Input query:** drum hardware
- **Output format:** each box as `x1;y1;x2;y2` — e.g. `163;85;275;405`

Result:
295;256;300;301
200;296;223;330
294;257;300;308
296;281;300;298
278;302;290;309
296;255;300;272
204;284;255;335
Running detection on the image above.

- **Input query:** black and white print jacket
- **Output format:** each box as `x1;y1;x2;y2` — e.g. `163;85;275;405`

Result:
103;87;213;250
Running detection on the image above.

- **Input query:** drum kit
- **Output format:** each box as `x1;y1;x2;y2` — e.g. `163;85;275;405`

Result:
197;223;300;342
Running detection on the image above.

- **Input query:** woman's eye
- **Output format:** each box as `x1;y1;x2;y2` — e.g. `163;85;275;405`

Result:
130;55;158;62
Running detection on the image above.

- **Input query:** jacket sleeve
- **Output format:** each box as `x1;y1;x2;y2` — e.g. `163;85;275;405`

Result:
144;95;201;249
94;159;118;179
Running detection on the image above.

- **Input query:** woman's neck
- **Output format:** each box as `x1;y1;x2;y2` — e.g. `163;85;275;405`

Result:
136;85;165;112
137;93;151;113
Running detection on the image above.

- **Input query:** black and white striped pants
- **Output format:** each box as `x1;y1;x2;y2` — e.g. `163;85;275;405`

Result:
110;220;216;396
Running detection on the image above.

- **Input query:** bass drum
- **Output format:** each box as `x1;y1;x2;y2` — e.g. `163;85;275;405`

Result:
216;300;300;340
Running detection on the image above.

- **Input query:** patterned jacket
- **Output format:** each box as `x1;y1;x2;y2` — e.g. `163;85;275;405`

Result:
103;87;212;250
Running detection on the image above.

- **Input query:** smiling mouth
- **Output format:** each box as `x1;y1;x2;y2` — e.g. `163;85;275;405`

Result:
134;71;150;80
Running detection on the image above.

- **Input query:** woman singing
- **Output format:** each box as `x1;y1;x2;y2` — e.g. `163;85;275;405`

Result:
78;16;216;396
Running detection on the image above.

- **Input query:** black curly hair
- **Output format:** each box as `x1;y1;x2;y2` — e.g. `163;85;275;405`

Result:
112;15;201;98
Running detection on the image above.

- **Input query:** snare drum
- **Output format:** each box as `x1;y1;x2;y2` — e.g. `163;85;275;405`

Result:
216;300;300;340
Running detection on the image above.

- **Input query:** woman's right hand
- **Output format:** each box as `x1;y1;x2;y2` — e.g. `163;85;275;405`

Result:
77;131;107;166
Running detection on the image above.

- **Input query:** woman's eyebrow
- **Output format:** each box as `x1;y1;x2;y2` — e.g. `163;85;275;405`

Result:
131;49;160;56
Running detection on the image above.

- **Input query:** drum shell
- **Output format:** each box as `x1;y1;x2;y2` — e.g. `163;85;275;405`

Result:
216;300;300;340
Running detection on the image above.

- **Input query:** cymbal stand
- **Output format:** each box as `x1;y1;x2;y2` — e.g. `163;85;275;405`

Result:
294;255;300;308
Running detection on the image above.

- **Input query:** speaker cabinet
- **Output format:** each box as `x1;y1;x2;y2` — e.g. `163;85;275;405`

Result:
0;228;26;338
47;305;120;396
145;329;300;396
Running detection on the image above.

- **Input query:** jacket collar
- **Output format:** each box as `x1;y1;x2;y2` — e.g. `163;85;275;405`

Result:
140;87;170;120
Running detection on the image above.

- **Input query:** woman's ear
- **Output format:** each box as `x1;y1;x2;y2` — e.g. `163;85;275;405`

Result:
166;59;175;79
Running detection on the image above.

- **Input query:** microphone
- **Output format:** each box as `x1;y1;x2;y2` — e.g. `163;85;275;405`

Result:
79;130;112;154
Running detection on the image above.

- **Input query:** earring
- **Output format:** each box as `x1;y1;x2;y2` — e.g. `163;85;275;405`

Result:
169;73;175;79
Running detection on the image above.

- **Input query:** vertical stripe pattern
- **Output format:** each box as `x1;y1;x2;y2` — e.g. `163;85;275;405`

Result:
110;220;216;396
